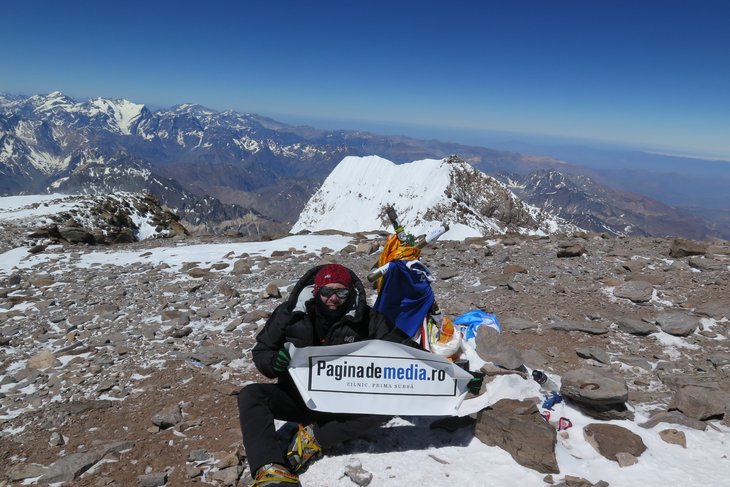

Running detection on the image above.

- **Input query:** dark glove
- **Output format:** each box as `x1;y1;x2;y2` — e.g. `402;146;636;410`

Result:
467;371;485;395
272;348;291;375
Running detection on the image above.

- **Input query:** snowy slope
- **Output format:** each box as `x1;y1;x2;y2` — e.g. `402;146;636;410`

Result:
0;235;727;486
0;193;181;242
291;155;577;239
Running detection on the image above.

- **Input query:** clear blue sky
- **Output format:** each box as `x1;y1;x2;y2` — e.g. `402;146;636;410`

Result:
3;1;729;159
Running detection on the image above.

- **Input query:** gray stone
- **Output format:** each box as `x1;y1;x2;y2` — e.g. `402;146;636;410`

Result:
161;309;185;321
190;345;242;366
151;405;182;429
547;320;609;335
59;227;95;244
659;428;687;448
6;463;47;481
613;280;654;303
554;475;595;487
576;347;611;365
615;452;639;467
475;328;525;370
475;399;559;474
688;257;726;271
8;273;21;286
27;350;56;369
556;243;586;258
356;241;379;254
38;441;133;484
521;349;548;369
694;300;730;319
212;450;239;469
657;373;719;391
627;273;666;285
618;356;653;370
583;423;646;462
185;464;203;478
655;312;698;337
262;282;281;298
638;411;707;431
170;326;192;338
561;367;632;420
344;459;373;486
210;466;242;486
62;400;113;415
707;353;730;368
616;318;657;336
67;315;94;326
501;317;540;331
225;317;244;332
231;258;251;276
502;264;528;274
138;472;168;487
187;448;211;462
176;314;191;327
561;368;628;405
188;267;214;278
669;238;707;257
49;431;65;446
438;269;458;280
668;385;727;420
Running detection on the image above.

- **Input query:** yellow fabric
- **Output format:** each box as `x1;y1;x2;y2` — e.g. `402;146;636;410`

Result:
375;234;422;291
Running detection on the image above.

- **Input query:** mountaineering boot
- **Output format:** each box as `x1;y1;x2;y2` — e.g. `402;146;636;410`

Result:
251;463;301;487
286;424;323;472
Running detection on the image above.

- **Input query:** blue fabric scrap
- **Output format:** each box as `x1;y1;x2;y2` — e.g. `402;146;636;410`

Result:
453;310;501;340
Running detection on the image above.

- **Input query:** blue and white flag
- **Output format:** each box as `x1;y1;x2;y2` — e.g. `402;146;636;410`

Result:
373;260;435;337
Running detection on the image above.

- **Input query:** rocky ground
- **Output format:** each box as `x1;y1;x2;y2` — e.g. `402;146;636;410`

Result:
1;231;729;486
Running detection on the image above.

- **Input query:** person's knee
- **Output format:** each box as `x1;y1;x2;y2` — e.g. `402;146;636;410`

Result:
237;383;265;412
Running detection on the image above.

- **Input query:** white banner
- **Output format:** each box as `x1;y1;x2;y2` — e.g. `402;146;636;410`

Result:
286;340;475;416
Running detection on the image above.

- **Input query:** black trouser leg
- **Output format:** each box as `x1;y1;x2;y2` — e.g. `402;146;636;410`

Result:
238;383;313;473
237;382;391;472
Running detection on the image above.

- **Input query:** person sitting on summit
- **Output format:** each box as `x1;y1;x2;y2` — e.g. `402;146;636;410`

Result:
237;263;414;487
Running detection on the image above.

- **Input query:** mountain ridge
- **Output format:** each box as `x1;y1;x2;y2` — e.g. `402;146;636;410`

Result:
1;91;725;240
292;155;578;238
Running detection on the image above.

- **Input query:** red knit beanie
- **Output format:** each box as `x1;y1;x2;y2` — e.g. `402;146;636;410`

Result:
313;264;353;295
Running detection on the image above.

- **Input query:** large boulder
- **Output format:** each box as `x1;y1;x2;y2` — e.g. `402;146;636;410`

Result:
474;327;525;371
474;399;559;474
613;280;654;303
655;312;699;337
616;318;657;336
37;441;133;484
547;320;609;335
668;386;727;420
560;367;632;420
583;424;646;462
669;238;707;257
59;226;96;244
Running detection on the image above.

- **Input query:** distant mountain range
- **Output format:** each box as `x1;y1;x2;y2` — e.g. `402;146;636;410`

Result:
1;91;726;240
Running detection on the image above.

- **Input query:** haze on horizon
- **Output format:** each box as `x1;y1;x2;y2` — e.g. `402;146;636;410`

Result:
2;1;729;160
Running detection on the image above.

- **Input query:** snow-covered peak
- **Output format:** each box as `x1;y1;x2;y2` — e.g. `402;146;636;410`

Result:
168;103;218;118
291;155;576;239
32;91;76;113
88;98;146;135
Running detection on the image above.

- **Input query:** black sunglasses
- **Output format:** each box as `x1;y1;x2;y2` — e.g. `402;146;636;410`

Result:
319;287;350;299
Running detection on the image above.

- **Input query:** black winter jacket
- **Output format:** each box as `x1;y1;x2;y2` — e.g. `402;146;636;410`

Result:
252;265;412;379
